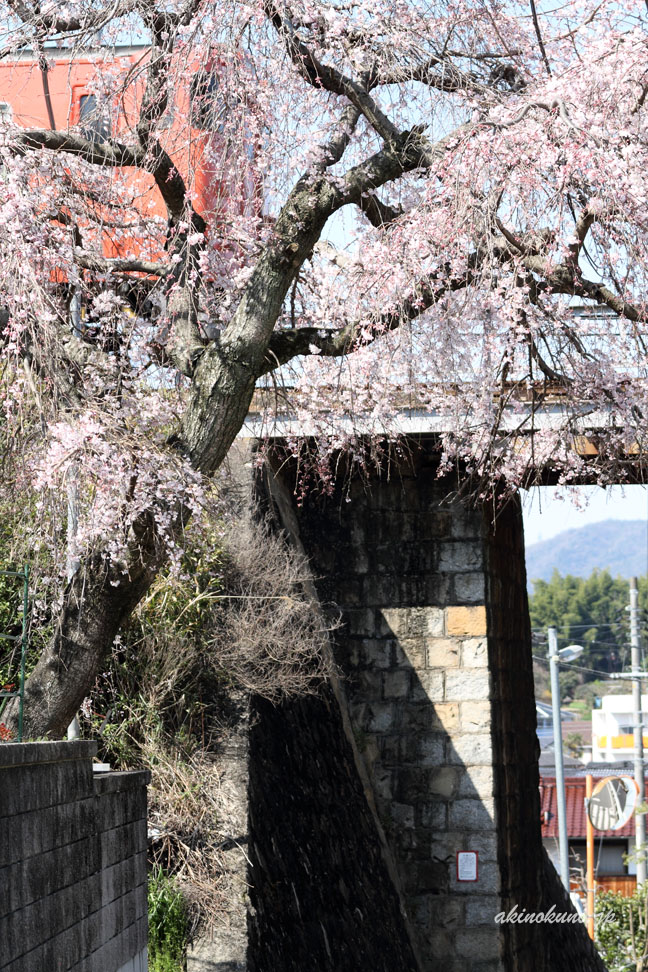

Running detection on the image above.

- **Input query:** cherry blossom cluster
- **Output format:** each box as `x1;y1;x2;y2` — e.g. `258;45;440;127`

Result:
0;0;647;553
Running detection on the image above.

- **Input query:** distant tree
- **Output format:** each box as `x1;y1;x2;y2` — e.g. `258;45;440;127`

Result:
529;569;633;678
564;731;584;757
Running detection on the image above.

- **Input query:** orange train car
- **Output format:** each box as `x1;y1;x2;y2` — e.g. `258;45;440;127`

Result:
0;45;250;268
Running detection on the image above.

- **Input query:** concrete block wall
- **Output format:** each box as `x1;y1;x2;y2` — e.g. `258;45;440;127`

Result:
0;741;148;972
91;771;148;972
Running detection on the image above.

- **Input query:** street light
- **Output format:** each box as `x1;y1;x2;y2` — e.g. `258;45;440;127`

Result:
548;629;584;890
561;645;586;663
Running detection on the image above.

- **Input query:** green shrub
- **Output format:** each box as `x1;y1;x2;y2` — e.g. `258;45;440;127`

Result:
148;866;189;972
596;887;648;971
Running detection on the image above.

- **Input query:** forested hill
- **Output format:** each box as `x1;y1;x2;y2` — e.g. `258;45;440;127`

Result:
525;520;648;587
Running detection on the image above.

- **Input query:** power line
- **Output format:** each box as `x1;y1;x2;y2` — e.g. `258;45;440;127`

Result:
533;625;648;644
532;622;633;633
532;654;616;679
533;636;640;650
532;621;623;638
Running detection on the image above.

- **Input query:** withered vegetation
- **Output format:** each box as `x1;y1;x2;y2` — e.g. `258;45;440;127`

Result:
88;500;335;931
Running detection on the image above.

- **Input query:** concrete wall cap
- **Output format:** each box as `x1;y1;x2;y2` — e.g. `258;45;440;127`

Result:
94;770;152;793
0;740;97;768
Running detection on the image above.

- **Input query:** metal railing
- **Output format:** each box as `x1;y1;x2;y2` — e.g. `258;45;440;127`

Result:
0;566;29;741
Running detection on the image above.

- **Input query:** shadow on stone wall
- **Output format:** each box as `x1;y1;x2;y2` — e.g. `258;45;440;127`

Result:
246;610;502;972
247;687;421;972
247;438;608;972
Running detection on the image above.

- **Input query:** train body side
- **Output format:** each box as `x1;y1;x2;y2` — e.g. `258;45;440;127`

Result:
0;48;242;265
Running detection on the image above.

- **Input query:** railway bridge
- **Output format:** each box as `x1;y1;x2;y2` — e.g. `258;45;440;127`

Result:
202;394;642;972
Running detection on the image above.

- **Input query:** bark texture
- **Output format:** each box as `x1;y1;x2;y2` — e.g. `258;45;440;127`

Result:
10;513;170;738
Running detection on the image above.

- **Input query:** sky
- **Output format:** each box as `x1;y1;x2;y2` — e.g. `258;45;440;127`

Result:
521;485;648;546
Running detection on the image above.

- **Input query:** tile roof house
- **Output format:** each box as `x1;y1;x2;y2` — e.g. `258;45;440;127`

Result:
540;770;643;896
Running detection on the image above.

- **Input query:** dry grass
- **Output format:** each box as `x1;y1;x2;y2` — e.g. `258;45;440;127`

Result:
92;504;336;933
206;516;336;700
145;742;243;934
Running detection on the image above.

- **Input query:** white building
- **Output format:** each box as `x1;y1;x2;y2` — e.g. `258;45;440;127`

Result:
591;694;648;762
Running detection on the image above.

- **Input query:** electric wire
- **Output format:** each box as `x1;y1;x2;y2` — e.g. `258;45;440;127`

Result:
533;627;647;638
532;654;617;679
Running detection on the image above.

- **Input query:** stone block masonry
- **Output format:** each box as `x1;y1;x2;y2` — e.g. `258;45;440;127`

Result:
254;436;604;972
0;740;149;972
246;690;421;972
323;516;505;972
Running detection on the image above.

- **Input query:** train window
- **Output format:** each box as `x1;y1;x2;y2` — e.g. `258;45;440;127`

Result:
79;94;110;142
190;70;226;132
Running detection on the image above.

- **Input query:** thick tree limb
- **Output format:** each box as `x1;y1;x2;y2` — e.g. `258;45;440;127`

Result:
574;208;596;247
14;130;201;228
262;262;479;372
4;506;179;739
373;55;484;95
136;11;175;148
522;254;648;323
315;104;361;171
182;121;467;470
180;116;472;461
14;128;144;166
264;0;402;143
74;248;170;277
575;278;646;321
6;0;140;35
357;193;403;227
165;282;206;377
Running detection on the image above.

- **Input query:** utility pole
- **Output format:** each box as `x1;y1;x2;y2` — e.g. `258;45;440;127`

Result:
549;627;570;890
585;773;595;939
630;576;647;886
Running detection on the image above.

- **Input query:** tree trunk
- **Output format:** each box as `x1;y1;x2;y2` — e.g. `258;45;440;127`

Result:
5;512;169;739
3;109;424;740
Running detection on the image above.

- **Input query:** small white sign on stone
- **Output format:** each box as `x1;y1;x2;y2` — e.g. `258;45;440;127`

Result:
456;851;479;882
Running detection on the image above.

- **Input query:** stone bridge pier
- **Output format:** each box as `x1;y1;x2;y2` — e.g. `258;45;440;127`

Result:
240;437;606;972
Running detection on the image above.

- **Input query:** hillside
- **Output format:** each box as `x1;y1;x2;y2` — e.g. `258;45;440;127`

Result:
525;519;648;586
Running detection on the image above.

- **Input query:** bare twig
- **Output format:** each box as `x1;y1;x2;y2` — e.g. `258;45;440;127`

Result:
529;0;552;76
